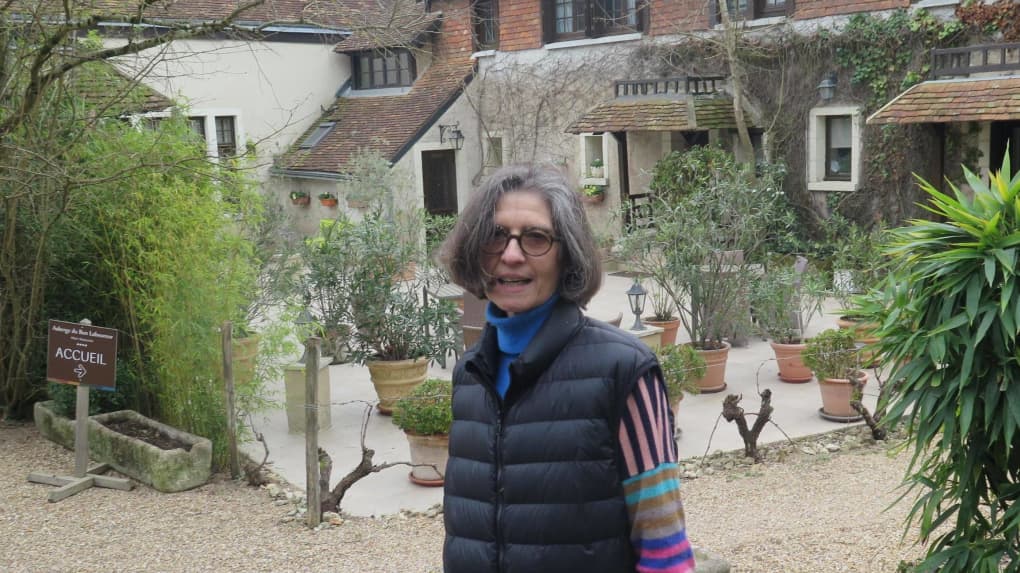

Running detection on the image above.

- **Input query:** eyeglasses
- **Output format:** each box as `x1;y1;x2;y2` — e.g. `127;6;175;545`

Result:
481;227;559;256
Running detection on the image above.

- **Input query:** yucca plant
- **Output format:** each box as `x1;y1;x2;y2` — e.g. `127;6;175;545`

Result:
859;152;1020;572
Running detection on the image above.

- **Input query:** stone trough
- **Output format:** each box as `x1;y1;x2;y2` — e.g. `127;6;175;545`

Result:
34;401;212;492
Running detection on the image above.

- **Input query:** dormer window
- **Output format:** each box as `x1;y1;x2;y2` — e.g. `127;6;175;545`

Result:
354;49;416;90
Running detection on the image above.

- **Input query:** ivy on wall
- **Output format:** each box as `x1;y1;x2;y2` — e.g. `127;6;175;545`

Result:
956;0;1020;42
643;8;972;231
835;10;964;108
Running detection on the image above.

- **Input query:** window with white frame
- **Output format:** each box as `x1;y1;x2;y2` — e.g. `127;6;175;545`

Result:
215;116;237;157
808;106;861;192
580;133;607;180
177;113;242;160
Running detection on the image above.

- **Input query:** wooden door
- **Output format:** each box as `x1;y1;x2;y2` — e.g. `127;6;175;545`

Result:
422;150;458;216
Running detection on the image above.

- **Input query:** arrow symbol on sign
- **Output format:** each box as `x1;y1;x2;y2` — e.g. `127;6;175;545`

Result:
74;364;87;380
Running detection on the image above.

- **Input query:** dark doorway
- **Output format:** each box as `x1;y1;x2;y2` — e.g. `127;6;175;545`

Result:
422;150;458;216
990;121;1020;177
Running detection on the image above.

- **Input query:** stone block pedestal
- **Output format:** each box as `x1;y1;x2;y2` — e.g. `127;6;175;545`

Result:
626;325;665;352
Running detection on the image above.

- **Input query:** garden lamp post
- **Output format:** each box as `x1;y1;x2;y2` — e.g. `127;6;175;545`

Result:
295;307;316;364
627;280;647;331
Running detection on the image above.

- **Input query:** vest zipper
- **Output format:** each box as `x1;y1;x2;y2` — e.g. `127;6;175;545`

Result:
495;405;505;573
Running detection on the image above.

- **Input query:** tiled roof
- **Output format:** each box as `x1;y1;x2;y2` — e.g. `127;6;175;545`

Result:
333;10;442;52
869;76;1020;125
71;61;174;116
279;57;475;175
565;95;743;134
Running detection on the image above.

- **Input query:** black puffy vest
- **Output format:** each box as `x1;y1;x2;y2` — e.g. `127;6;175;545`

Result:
443;300;659;573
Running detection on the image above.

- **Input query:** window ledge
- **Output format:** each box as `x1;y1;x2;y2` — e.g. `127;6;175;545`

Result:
713;15;785;31
347;86;413;97
545;33;642;51
580;176;608;186
472;49;496;59
808;180;858;193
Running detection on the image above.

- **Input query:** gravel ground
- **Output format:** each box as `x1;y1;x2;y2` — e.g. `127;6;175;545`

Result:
1;420;925;572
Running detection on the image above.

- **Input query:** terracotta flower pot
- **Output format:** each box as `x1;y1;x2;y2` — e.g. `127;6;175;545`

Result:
366;358;428;415
769;340;812;383
580;193;605;205
818;371;868;422
290;195;310;206
405;431;449;486
691;341;730;393
319;197;338;207
836;316;881;367
644;317;681;346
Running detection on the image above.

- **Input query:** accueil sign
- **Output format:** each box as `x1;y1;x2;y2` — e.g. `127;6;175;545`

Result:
46;319;118;389
31;319;130;502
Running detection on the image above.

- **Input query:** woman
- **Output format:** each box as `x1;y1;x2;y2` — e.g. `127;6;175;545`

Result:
440;164;695;573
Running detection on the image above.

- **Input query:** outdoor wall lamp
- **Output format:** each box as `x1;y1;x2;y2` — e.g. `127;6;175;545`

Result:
626;280;648;331
817;72;838;102
439;123;465;150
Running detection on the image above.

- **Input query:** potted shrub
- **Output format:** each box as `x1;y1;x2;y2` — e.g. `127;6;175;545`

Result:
289;190;310;206
644;285;681;346
802;328;865;422
619;148;792;393
656;344;705;414
749;259;828;383
579;184;605;205
392;378;452;486
824;215;887;364
346;212;459;414
589;157;604;178
318;192;338;207
301;217;357;363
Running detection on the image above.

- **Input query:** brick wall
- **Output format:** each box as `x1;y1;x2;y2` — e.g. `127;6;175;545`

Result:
433;0;476;59
485;0;913;53
649;0;709;36
795;0;910;20
499;0;544;51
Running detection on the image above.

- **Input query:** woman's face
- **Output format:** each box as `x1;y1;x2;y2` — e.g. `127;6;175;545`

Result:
482;190;561;316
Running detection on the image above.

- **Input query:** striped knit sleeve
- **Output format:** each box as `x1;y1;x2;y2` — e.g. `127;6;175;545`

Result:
618;372;695;573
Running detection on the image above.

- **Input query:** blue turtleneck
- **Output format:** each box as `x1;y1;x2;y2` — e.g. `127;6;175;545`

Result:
485;293;560;398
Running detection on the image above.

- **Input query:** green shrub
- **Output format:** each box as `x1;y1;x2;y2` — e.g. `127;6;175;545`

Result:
657;344;706;401
802;328;859;380
859;154;1020;571
40;115;261;467
392;378;452;436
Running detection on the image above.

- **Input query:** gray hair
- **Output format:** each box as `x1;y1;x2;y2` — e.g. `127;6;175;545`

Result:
440;163;602;307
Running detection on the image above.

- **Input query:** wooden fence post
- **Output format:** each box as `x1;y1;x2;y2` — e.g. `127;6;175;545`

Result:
222;321;240;479
304;337;321;528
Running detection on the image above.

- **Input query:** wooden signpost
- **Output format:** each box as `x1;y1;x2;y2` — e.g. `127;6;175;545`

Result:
27;319;134;502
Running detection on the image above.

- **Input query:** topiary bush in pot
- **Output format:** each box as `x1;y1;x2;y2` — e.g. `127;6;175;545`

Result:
393;378;452;486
